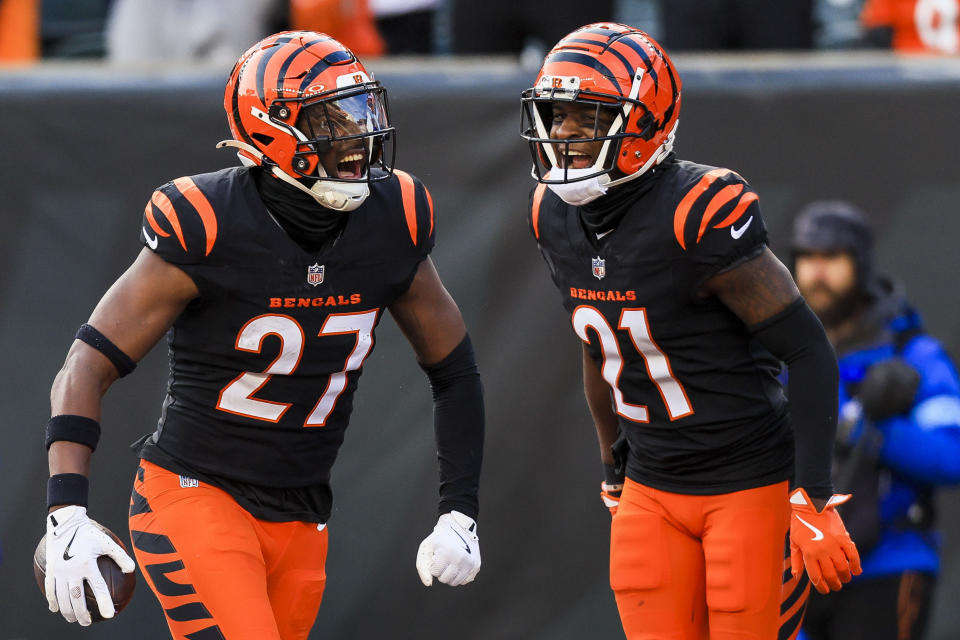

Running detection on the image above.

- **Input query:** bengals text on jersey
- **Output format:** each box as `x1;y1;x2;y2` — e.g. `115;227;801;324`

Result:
529;158;795;495
136;165;434;523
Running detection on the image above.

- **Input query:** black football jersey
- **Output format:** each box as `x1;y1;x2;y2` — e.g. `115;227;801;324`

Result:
136;167;434;521
529;160;794;494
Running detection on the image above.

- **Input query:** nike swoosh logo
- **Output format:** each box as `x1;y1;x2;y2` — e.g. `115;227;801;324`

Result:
730;216;754;239
795;515;824;542
62;529;79;561
596;229;614;240
143;226;159;250
452;529;471;554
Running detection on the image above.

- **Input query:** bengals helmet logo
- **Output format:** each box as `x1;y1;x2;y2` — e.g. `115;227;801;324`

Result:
552;77;563;88
353;74;364;84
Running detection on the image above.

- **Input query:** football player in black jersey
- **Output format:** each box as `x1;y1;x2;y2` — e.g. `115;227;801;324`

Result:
521;23;859;639
41;32;484;638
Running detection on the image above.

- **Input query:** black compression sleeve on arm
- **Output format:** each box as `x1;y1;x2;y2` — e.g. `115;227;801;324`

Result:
421;334;484;520
750;298;838;499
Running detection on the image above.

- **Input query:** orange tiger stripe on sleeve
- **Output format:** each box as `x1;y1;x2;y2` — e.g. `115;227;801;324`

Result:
144;201;171;238
394;169;418;245
531;183;547;240
673;168;731;250
696;183;744;244
172;177;219;256
713;192;759;229
150;190;187;251
424;184;434;237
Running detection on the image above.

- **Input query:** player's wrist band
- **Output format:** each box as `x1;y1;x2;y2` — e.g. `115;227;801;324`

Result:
45;415;101;451
47;473;89;509
76;323;137;377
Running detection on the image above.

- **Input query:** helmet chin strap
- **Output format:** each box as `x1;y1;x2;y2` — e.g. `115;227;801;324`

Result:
216;140;370;213
543;120;679;207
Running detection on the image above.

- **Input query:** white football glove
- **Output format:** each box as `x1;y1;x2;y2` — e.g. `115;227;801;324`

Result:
416;511;481;587
45;505;136;626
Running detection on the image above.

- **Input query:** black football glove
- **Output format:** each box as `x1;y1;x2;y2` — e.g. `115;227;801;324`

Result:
858;358;920;423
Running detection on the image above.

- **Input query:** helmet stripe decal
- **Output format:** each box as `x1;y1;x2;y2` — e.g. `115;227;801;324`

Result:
255;36;296;105
581;26;628;39
603;46;636;86
172;177;219;257
296;61;334;95
231;63;260;147
563;37;610;49
297;49;355;94
611;38;657;87
544;52;620;92
275;36;331;99
648;40;681;123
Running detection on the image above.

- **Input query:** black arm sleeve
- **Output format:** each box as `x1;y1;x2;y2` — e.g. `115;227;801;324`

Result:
750;298;838;499
420;334;484;520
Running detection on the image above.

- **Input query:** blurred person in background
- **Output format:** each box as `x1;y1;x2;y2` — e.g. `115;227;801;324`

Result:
860;0;960;54
40;31;483;637
0;0;38;61
371;0;440;54
815;0;869;48
106;0;287;65
790;202;960;640
522;22;860;639
450;0;613;56
289;0;384;57
657;0;815;50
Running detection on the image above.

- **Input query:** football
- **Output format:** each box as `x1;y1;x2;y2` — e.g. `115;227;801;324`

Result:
34;522;136;622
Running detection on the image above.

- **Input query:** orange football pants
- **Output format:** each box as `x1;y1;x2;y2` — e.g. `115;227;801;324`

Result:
610;478;790;640
128;461;328;640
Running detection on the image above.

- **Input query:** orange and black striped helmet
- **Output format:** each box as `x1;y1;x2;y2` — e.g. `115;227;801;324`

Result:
221;31;394;210
521;23;681;185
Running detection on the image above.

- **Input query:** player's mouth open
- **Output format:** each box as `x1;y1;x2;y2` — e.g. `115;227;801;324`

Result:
558;149;593;170
336;151;365;178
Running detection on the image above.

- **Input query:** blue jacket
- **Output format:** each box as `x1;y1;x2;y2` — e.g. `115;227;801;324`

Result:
834;280;960;578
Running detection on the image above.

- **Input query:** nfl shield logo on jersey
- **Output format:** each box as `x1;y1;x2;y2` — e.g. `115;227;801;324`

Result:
307;263;325;286
592;256;606;280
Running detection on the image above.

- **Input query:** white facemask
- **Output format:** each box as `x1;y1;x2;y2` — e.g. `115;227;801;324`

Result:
217;139;371;212
545;167;611;206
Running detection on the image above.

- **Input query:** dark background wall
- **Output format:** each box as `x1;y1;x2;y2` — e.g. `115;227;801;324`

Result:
1;54;959;639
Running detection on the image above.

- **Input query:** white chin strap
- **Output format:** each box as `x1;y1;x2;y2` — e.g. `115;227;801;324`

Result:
545;167;610;206
216;140;370;212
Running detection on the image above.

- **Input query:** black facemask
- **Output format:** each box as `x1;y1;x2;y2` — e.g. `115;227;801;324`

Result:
252;168;345;253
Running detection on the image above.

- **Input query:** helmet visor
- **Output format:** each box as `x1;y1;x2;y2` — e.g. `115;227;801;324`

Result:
294;86;394;182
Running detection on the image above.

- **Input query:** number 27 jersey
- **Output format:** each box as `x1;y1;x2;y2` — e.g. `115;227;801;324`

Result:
529;160;794;495
137;166;434;520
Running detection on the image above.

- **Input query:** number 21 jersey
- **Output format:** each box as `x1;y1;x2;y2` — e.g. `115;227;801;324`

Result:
529;159;794;495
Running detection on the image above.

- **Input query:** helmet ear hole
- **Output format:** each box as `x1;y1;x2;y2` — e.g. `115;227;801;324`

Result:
251;132;275;146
